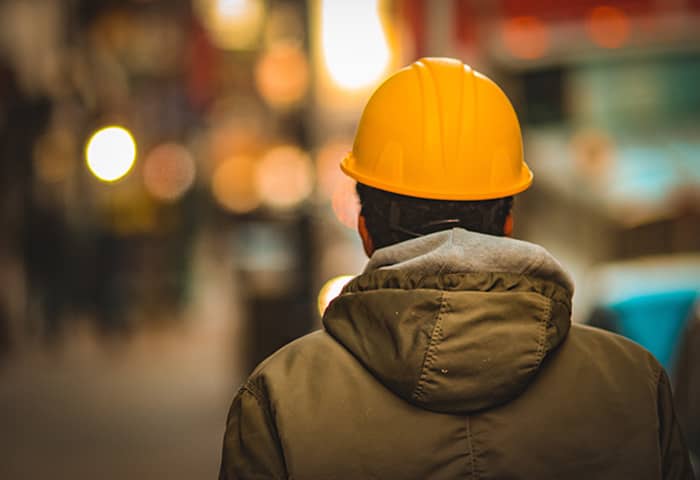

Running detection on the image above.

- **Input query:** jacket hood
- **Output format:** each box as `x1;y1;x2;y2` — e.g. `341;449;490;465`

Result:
323;228;573;414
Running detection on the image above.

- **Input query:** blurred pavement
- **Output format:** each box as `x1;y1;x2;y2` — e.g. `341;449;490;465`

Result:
0;231;242;480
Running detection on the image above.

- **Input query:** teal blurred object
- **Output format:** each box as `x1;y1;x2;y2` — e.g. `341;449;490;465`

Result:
608;290;698;372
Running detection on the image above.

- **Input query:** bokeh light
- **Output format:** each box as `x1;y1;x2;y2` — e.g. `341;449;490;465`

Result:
331;176;360;230
142;143;196;202
315;138;352;200
320;0;391;90
85;126;137;182
317;275;354;316
212;155;260;213
502;15;550;60
209;119;263;166
194;0;265;50
255;41;309;109
315;138;360;229
255;145;314;210
586;5;630;49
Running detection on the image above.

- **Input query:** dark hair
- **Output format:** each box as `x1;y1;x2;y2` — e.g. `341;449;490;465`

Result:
356;183;513;250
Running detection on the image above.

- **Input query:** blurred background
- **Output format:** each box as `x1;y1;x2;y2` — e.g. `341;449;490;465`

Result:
0;0;699;478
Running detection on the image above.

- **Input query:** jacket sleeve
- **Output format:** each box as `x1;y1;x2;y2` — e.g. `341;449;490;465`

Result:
673;311;700;460
657;368;695;479
219;383;287;480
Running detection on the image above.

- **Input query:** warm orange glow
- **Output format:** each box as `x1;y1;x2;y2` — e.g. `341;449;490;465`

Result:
502;16;549;60
586;5;630;49
194;0;265;50
255;41;309;109
315;139;353;200
319;0;392;90
317;275;354;316
211;156;260;213
315;138;359;228
331;176;360;230
209;121;262;167
142;143;196;202
255;145;313;210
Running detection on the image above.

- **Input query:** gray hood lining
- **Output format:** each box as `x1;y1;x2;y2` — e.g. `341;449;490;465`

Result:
364;228;574;295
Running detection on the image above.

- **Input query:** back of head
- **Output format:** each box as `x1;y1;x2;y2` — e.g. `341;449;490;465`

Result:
341;57;532;249
356;183;513;250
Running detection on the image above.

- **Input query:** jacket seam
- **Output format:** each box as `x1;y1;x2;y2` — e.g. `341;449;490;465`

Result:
412;291;446;401
242;381;264;403
653;360;663;388
653;360;663;440
654;363;665;463
239;382;289;480
551;297;572;315
466;416;479;479
348;270;572;298
534;298;552;364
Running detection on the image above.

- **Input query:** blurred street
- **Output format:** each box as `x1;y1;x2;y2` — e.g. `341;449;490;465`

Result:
0;232;242;479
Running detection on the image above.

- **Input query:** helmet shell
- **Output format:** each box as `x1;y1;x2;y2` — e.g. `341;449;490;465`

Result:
341;57;532;200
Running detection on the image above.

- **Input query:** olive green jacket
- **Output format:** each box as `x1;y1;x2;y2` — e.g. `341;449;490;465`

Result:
220;229;693;479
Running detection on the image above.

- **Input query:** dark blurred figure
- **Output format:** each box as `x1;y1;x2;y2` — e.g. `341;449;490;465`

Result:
0;56;61;344
0;59;21;355
23;201;71;340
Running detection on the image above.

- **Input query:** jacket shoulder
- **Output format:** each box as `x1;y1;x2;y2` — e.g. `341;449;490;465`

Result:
570;322;659;357
566;323;663;383
245;329;356;392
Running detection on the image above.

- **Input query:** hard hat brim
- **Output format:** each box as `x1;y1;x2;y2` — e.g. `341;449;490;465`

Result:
341;152;533;201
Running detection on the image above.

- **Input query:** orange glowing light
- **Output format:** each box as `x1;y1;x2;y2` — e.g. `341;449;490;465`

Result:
502;16;549;60
209;121;262;166
255;145;314;210
586;5;630;49
255;42;310;109
194;0;265;50
142;143;196;202
315;139;353;200
212;155;260;213
331;176;360;230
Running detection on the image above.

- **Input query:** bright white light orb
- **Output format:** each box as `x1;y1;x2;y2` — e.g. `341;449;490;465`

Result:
195;0;265;50
218;0;247;17
85;126;137;182
321;0;391;90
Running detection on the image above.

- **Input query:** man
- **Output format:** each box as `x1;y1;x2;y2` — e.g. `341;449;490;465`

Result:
219;57;693;479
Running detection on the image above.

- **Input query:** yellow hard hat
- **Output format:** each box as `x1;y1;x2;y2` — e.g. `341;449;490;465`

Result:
341;57;533;200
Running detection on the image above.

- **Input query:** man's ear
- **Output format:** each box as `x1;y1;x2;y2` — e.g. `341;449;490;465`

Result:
504;212;514;237
358;214;375;257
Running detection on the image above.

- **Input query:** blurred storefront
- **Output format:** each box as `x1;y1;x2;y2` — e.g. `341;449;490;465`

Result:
0;0;699;478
